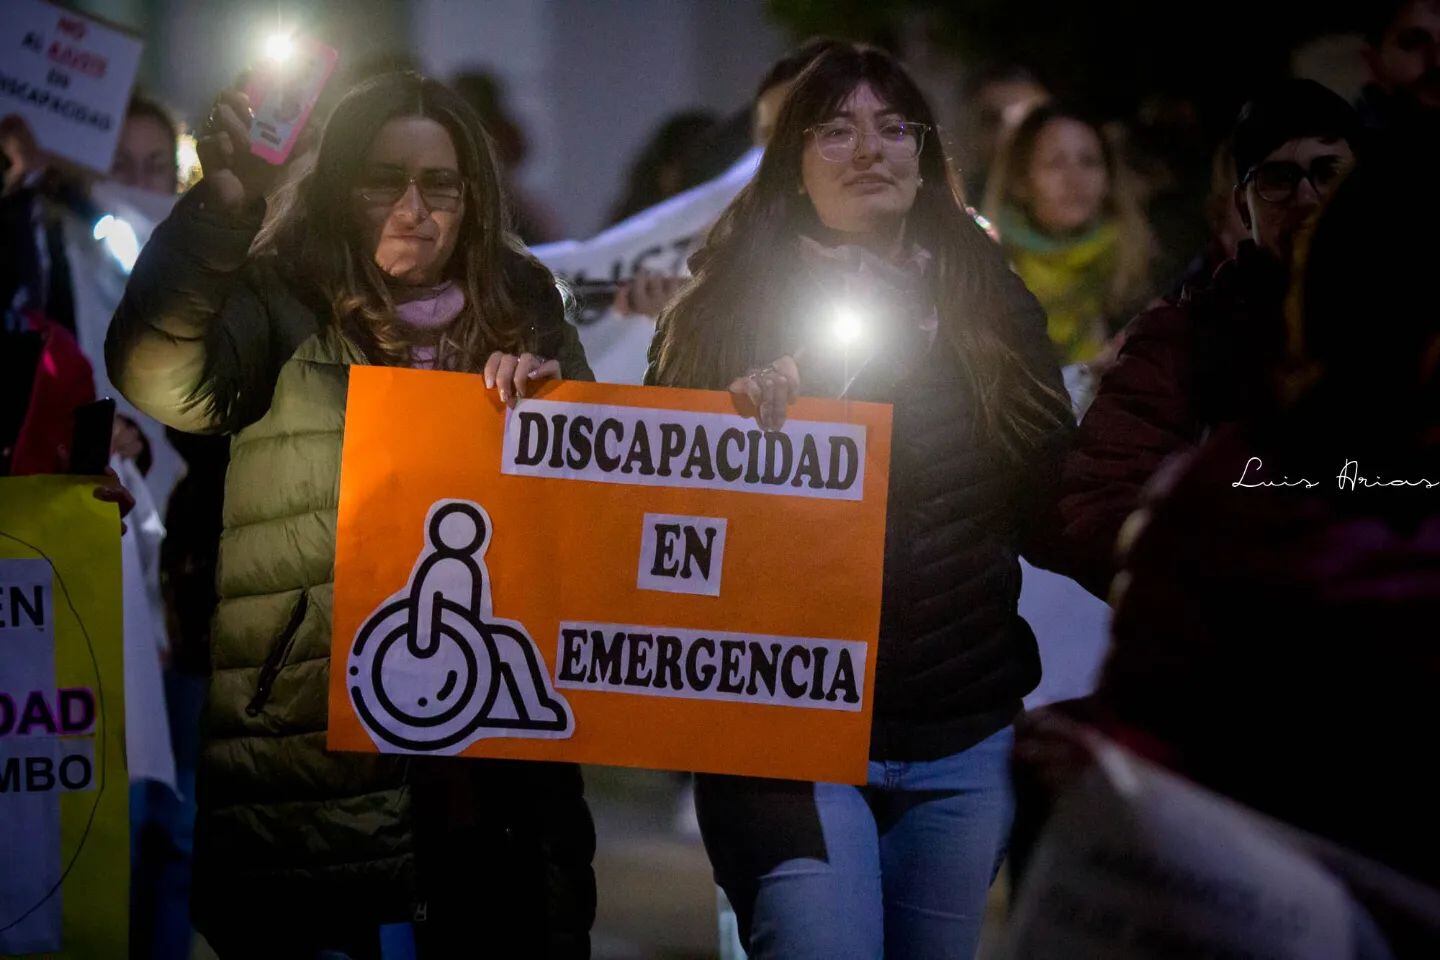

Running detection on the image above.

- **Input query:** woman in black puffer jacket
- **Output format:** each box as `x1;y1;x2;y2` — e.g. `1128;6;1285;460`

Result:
647;44;1071;960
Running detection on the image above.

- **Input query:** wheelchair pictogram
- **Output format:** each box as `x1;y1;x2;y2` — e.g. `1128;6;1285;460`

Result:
348;499;574;753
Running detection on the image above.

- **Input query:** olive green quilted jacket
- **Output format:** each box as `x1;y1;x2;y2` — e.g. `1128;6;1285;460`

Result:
106;183;594;942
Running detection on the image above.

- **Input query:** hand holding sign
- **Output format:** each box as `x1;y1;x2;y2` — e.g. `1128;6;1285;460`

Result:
484;351;562;405
730;354;802;433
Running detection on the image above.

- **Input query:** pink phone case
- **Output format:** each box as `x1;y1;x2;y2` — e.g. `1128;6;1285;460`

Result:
244;37;338;165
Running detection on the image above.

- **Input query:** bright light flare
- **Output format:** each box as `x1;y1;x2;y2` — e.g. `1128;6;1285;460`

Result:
263;31;296;63
176;132;202;187
93;215;139;273
831;305;865;348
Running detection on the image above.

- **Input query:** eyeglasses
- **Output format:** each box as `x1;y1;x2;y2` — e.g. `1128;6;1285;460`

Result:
1243;156;1352;204
355;170;466;212
805;120;931;163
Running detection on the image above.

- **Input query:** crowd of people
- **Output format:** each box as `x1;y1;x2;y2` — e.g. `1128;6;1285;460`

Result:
4;0;1439;957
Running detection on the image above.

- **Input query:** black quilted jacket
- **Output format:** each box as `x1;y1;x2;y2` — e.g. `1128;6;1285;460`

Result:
650;230;1072;762
868;276;1068;759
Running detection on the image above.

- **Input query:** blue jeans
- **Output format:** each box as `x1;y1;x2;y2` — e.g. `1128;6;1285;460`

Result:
696;726;1015;959
131;670;206;960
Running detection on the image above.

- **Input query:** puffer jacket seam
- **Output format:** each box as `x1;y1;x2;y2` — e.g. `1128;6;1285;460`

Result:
231;428;343;447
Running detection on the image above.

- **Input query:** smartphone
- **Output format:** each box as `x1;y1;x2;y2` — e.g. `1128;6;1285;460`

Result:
244;37;339;165
70;398;115;475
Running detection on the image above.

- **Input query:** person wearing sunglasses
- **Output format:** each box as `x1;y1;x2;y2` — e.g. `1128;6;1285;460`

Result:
107;72;595;957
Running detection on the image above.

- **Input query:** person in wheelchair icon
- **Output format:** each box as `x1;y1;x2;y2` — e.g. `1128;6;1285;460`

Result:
349;500;573;753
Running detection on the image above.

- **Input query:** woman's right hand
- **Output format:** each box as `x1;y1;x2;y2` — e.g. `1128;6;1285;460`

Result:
195;88;284;212
485;351;562;405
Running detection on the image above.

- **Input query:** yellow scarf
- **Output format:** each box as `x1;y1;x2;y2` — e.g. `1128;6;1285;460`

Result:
1000;207;1120;364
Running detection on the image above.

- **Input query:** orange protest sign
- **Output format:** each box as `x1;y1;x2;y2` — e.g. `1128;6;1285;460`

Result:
329;368;891;784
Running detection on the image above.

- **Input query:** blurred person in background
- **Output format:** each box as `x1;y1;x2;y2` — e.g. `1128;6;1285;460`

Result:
106;96;210;960
454;69;563;243
607;110;718;321
677;35;848;186
983;103;1156;366
750;37;848;150
1163;134;1251;301
97;96;188;487
648;43;1071;959
1360;0;1440;133
1030;79;1361;601
605;110;718;225
113;96;181;196
1125;92;1213;295
1092;125;1440;902
615;37;847;321
107;72;594;958
2;118;103;477
956;63;1050;201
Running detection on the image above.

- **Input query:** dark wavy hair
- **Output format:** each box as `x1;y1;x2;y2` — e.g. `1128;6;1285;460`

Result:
253;71;564;370
650;44;1067;459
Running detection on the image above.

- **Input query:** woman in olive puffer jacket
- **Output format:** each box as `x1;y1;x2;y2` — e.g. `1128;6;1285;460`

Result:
107;72;595;958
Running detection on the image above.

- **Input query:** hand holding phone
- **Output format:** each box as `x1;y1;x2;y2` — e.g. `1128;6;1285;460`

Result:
195;36;337;212
244;38;338;165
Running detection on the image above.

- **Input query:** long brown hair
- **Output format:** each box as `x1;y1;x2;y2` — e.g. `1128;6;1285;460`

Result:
982;102;1154;318
651;44;1067;460
253;72;563;370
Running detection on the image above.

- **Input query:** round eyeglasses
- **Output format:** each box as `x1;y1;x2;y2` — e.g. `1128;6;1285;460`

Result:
806;120;931;163
1244;156;1353;204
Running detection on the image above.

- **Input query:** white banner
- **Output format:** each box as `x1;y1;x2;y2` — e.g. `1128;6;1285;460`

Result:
540;148;759;385
532;146;760;286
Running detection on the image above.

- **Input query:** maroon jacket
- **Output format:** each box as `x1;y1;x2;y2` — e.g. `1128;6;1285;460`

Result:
1029;243;1287;598
1098;414;1440;887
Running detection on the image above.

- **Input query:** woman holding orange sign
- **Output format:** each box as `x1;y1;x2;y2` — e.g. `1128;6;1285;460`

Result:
648;44;1072;959
107;72;594;958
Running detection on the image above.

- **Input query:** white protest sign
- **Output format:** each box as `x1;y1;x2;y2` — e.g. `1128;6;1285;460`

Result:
0;558;94;954
533;146;760;286
0;0;144;173
1003;744;1396;959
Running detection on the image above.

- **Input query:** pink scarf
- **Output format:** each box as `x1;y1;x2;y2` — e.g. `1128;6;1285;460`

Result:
393;281;466;369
